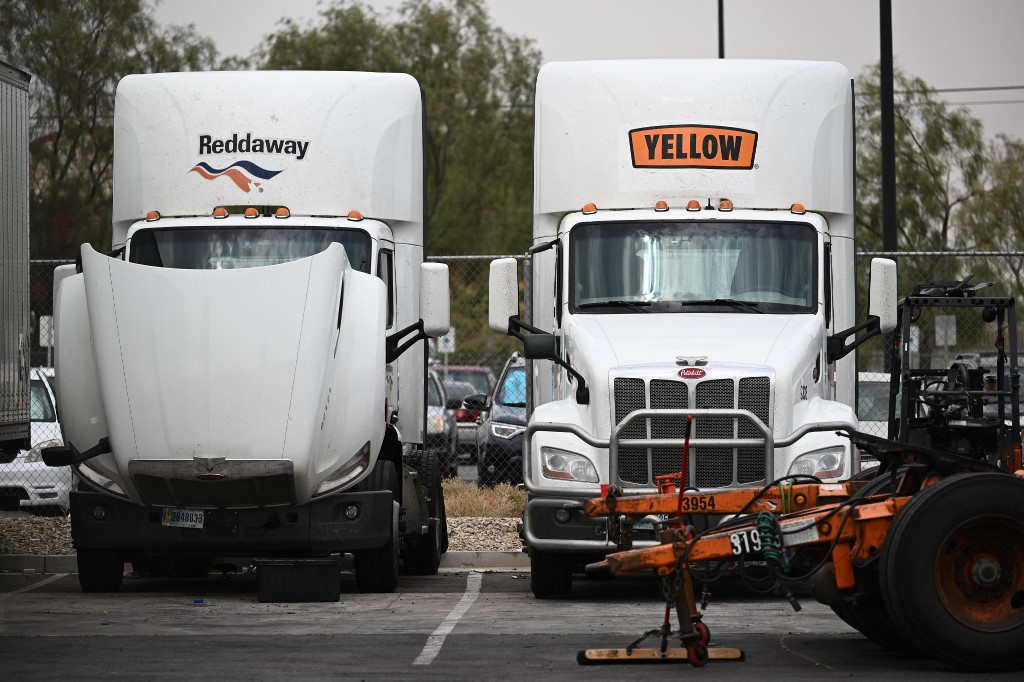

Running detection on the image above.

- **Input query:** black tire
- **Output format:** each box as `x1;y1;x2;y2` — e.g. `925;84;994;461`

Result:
880;472;1024;671
530;547;573;598
353;460;399;593
78;548;124;593
404;450;445;575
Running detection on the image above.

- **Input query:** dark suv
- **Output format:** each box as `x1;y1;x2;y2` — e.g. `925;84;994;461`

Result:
472;354;526;486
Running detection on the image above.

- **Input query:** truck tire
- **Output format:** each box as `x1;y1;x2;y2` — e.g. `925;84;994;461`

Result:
353;461;399;593
77;548;124;593
530;547;573;598
879;472;1024;670
403;450;446;575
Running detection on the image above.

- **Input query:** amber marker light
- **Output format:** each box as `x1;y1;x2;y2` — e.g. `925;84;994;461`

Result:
791;203;806;214
654;200;669;212
582;203;597;215
686;199;701;212
347;210;364;221
244;207;259;218
145;210;160;222
275;207;290;219
212;207;229;219
719;199;734;212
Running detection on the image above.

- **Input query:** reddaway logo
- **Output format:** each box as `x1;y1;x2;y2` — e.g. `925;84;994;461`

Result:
189;133;309;192
189;160;282;193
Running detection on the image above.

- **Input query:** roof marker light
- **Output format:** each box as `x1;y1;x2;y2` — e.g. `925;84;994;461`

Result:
582;203;597;215
347;210;364;221
275;207;290;219
719;199;734;212
145;210;160;222
244;207;259;218
654;200;669;212
213;207;229;219
791;203;806;214
686;200;701;212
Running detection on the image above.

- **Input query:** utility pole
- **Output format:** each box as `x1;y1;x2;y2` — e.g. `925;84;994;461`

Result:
880;0;898;252
718;0;725;58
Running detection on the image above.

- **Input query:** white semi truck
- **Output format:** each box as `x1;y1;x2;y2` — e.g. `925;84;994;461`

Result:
44;71;451;596
489;60;896;597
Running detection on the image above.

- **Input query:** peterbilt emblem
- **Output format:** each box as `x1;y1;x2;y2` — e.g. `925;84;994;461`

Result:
675;356;708;366
678;367;707;379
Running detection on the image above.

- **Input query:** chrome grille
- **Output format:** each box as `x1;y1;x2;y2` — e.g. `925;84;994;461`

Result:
611;374;771;487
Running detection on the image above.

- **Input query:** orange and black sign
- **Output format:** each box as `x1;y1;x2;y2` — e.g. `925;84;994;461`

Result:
629;125;758;169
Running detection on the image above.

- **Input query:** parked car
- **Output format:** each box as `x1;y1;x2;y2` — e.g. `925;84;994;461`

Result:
433;364;496;397
473;353;526;487
426;371;458;477
0;367;70;512
440;379;483;457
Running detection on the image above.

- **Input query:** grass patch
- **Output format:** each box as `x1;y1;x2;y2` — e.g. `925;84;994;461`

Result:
442;477;527;517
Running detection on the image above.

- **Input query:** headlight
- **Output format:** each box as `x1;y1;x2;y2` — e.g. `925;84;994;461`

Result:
541;447;599;483
788;446;846;479
24;439;64;464
490;422;525;439
314;441;372;496
427;414;444;435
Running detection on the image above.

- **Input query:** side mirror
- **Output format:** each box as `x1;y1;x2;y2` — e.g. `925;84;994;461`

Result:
524;333;559;360
463;393;488;411
869;258;898;334
420;262;451;338
489;258;519;334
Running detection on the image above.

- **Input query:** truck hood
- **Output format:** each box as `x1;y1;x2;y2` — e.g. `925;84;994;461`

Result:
81;244;346;478
575;313;809;367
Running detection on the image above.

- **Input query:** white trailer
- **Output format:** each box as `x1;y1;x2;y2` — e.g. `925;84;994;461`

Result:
489;60;895;597
0;60;31;466
46;71;451;596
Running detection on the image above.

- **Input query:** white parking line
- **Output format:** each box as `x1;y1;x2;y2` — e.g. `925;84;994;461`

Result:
0;573;68;603
413;570;483;665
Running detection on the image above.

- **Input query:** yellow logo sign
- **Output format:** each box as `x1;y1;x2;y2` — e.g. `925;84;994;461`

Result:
629;125;758;169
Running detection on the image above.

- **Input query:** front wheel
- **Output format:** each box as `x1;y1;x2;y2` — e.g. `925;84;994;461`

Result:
880;472;1024;671
530;548;573;598
353;461;399;593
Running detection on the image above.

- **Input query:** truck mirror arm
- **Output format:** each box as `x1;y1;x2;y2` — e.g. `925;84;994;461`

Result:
386;319;428;364
826;315;882;364
41;437;111;467
508;317;590;405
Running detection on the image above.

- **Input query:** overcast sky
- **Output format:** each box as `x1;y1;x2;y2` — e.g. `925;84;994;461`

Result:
152;0;1024;142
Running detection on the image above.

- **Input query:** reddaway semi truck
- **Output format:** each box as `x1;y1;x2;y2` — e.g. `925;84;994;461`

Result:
45;71;451;596
489;60;896;597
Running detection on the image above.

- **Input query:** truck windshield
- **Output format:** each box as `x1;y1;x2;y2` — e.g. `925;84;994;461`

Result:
128;227;372;272
570;221;816;313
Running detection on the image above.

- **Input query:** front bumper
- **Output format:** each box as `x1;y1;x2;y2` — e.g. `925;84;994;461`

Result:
69;488;394;555
523;496;663;553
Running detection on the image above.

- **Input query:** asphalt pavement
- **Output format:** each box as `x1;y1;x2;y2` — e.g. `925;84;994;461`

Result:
2;566;1015;679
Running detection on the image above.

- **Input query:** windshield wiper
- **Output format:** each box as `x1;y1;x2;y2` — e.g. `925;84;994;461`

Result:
680;299;765;313
577;300;652;312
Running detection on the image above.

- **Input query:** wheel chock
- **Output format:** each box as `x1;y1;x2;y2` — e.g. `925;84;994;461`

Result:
576;646;744;665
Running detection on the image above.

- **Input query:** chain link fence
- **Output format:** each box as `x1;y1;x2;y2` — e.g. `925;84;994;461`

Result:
5;251;1022;514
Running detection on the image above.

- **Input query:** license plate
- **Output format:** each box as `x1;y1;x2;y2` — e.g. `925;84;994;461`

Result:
162;507;205;529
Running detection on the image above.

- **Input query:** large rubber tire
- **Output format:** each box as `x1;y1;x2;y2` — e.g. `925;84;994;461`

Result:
880;472;1024;671
78;548;124;593
353;460;399;593
529;547;573;598
403;450;445;576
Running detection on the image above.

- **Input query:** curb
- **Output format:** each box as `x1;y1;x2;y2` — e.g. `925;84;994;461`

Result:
0;551;528;575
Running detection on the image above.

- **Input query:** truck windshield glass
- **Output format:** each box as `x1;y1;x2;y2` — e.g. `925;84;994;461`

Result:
571;221;816;313
128;228;371;272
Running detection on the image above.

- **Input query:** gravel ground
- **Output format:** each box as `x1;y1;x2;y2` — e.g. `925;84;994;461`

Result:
0;514;521;555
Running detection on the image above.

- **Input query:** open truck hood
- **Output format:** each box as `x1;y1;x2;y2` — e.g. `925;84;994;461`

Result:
80;243;357;505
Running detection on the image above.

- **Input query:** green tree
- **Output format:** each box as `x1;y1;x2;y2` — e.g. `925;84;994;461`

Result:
255;0;540;255
0;0;216;258
855;64;986;253
958;135;1024;298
